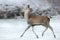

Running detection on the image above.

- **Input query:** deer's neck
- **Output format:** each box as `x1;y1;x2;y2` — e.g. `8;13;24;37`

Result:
24;8;30;21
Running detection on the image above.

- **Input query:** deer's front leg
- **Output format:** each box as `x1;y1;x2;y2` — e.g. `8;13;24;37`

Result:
20;25;31;37
32;26;39;38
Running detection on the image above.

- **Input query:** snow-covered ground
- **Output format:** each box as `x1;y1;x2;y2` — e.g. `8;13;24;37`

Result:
0;15;60;40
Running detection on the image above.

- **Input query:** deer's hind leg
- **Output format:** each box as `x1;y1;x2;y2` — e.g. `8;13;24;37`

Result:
42;23;56;38
48;25;56;38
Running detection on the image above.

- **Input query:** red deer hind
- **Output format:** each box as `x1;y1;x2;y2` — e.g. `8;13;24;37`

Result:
20;5;56;38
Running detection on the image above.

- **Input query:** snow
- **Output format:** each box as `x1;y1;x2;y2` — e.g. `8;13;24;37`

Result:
0;15;60;40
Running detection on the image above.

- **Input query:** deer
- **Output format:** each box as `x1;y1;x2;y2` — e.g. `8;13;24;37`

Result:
20;5;56;38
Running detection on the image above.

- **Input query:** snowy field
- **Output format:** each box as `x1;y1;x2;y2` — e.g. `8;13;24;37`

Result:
0;15;60;40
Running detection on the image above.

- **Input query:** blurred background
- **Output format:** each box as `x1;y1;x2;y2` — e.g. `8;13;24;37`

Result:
0;0;60;19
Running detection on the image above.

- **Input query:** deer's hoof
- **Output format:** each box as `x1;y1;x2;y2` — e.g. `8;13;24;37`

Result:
36;35;39;39
54;35;56;38
20;35;23;37
42;34;44;37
